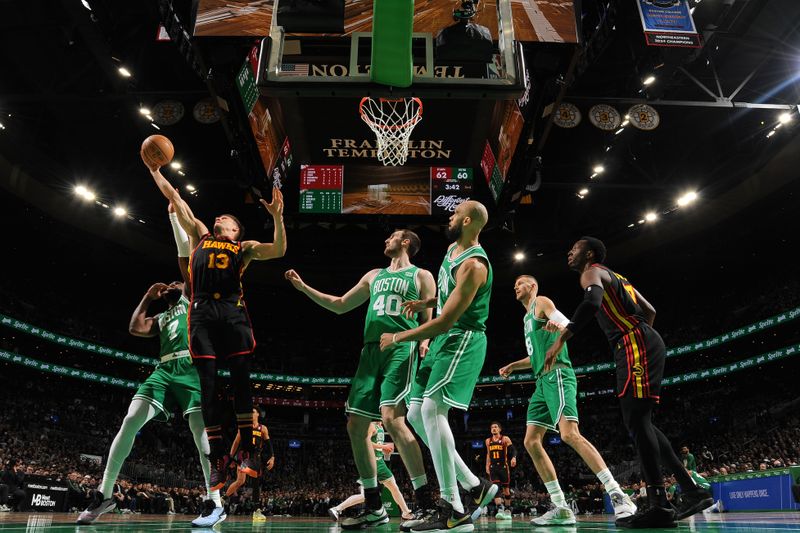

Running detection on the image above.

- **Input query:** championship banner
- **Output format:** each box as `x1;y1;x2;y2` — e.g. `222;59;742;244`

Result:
636;0;701;48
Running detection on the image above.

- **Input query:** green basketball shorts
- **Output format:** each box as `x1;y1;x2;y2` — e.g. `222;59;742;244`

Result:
133;356;203;422
526;367;579;431
346;342;416;419
409;328;486;410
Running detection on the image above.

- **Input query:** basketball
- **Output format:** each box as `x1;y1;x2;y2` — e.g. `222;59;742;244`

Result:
141;135;174;167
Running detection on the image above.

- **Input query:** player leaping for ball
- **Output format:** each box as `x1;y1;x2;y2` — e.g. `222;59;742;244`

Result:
498;275;636;527
285;229;438;530
380;200;499;533
77;203;224;527
142;148;285;528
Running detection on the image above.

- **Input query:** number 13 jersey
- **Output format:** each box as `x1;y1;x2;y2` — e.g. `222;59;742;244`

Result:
363;266;420;343
189;234;247;304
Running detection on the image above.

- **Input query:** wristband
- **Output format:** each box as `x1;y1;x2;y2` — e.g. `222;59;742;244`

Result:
392;333;398;344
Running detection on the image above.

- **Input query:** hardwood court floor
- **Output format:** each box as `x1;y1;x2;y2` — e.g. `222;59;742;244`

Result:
3;512;800;532
194;0;578;42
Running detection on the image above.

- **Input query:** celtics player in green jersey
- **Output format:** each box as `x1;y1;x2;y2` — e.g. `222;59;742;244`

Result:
329;421;414;522
78;204;223;527
285;229;437;530
497;275;636;526
381;200;498;533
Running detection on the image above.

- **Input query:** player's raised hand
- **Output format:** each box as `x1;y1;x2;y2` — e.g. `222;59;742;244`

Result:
140;149;160;172
260;186;284;218
145;283;169;300
499;363;514;378
284;269;306;291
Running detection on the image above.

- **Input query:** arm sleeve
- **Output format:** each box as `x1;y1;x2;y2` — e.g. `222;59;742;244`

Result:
565;284;603;335
169;212;191;257
548;308;570;328
507;442;517;460
264;438;274;458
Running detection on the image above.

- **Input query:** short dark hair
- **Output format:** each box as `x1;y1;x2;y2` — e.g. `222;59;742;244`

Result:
221;213;245;240
580;236;606;263
398;229;421;257
490;421;502;431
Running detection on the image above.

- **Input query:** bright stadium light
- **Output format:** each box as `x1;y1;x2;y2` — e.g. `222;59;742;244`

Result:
645;212;658;222
170;161;182;170
186;184;196;192
677;191;698;206
113;206;127;217
513;252;525;261
579;188;589;195
139;107;150;115
593;165;605;174
74;185;88;196
118;66;132;78
643;75;656;86
779;112;792;124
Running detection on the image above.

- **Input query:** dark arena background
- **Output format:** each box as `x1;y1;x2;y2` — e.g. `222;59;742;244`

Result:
1;0;799;532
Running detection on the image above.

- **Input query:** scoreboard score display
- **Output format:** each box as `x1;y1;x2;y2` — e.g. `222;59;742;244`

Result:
299;164;472;216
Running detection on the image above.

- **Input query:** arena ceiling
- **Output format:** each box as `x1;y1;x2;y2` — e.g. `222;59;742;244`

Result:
1;0;799;279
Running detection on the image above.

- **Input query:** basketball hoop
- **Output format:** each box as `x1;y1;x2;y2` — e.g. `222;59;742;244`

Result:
359;97;423;166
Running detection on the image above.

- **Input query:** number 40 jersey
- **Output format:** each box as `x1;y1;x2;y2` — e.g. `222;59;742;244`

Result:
363;266;421;343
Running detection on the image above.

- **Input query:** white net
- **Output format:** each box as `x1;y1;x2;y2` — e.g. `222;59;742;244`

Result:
359;97;423;166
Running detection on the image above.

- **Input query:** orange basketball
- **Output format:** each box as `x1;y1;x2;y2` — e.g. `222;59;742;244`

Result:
141;135;174;167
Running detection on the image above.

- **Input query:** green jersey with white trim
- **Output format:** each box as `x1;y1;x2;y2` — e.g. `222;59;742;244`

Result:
156;295;189;356
524;299;572;377
372;422;385;459
363;266;421;343
437;244;492;331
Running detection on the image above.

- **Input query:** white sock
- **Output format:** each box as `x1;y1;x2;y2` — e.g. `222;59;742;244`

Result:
596;468;622;496
408;401;479;490
544;480;567;508
188;412;221;507
421;396;464;513
99;399;158;498
337;490;365;512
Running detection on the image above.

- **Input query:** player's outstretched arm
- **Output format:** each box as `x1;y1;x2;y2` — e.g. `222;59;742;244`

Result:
243;188;287;263
381;257;487;350
285;269;376;314
142;152;208;243
129;283;167;337
499;357;531;378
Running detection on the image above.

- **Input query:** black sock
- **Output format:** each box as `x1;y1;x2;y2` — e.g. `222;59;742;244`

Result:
647;485;669;508
414;485;435;509
364;487;382;511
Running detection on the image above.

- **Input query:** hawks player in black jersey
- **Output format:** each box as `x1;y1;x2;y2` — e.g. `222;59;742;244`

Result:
143;152;286;493
484;422;516;519
546;237;712;529
226;409;274;521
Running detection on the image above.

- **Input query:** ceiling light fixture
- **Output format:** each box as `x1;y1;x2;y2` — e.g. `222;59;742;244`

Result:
593;165;605;174
643;75;656;86
779;112;792;124
677;191;698;206
645;212;658;222
513;252;525;261
113;207;127;217
579;188;589;195
118;66;132;78
139;107;150;115
186;184;196;192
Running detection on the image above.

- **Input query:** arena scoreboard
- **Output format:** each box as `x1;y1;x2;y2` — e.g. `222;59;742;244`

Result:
299;164;473;215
